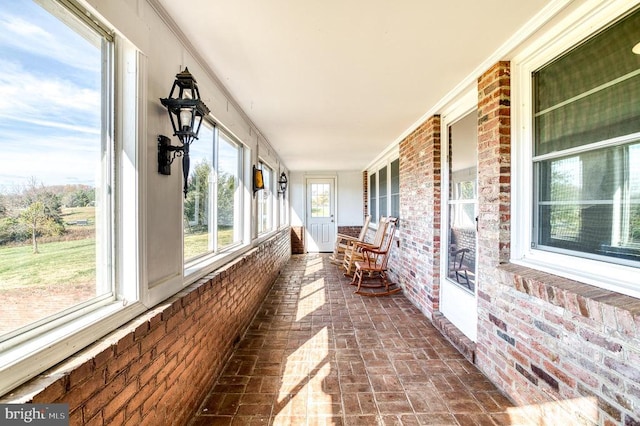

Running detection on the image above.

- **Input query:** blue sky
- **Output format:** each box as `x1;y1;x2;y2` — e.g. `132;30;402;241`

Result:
0;1;254;195
0;0;101;193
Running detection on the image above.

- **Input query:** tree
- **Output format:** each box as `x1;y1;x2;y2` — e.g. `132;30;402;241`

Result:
21;178;64;224
18;201;64;253
66;188;94;207
217;172;236;228
0;194;7;218
184;161;211;231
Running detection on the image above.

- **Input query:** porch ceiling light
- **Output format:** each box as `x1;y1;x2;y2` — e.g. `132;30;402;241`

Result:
278;172;288;196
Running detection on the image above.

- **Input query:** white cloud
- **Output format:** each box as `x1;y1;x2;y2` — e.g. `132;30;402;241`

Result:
0;10;100;72
0;2;103;189
0;62;100;131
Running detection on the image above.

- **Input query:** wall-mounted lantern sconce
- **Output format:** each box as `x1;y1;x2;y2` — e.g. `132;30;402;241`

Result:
278;172;288;196
158;67;210;197
253;166;265;194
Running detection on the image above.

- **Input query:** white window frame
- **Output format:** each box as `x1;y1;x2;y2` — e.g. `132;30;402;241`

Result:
216;130;245;251
511;0;640;299
183;125;249;280
182;124;246;263
257;161;275;235
367;150;400;224
0;0;146;396
182;120;216;262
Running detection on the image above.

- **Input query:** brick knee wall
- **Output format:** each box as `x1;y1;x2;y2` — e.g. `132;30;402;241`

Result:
474;61;640;425
2;230;291;425
291;226;304;254
477;265;640;425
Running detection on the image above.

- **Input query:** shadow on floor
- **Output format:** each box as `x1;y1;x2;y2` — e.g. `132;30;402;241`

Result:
189;254;522;425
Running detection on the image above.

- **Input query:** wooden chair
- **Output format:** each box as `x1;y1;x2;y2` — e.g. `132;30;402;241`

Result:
342;217;390;276
449;247;471;288
329;215;371;264
351;217;400;296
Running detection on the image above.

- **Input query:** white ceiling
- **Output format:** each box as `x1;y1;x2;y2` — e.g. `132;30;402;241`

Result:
156;0;556;172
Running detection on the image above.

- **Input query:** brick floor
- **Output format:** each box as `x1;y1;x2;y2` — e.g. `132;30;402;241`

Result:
189;254;519;425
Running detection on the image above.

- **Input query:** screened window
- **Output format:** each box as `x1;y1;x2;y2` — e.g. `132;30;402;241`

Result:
369;172;377;224
0;0;113;342
368;157;400;223
379;166;388;219
533;7;640;266
390;159;400;219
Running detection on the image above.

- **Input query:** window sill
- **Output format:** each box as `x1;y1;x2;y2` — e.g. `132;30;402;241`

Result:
0;301;147;398
184;228;289;285
184;243;252;284
496;263;640;330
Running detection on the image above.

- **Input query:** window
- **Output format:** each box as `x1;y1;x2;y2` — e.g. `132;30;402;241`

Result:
446;112;478;291
532;7;640;265
0;0;112;345
390;159;400;219
368;157;400;223
311;183;331;218
379;166;388;219
184;125;244;262
513;3;640;298
184;123;214;260
0;0;141;395
257;163;273;234
369;172;377;224
217;131;242;249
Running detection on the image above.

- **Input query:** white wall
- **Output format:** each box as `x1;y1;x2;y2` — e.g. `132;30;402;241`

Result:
84;0;364;288
290;171;364;228
85;0;284;291
336;171;364;226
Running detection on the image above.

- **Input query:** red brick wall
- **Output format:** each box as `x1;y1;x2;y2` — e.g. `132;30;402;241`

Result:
474;61;640;425
393;115;442;318
337;226;362;239
481;265;640;425
476;61;511;271
290;226;304;254
3;230;291;425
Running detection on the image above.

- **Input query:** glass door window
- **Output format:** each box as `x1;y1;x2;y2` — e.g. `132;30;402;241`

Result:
446;113;478;291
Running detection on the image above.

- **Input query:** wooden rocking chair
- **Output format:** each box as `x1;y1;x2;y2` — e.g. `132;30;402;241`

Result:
351;217;400;296
342;216;390;276
329;215;371;264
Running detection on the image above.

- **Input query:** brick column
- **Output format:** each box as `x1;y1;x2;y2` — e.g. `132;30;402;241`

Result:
476;61;511;280
394;115;441;318
475;60;513;388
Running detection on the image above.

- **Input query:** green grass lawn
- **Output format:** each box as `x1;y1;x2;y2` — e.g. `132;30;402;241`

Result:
62;206;95;223
184;227;234;260
0;238;96;290
1;224;235;290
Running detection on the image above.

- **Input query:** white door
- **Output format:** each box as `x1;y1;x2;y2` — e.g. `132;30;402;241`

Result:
306;178;336;252
441;103;478;342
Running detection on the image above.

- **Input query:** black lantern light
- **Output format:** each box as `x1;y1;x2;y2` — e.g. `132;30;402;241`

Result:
158;67;211;197
278;172;288;196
